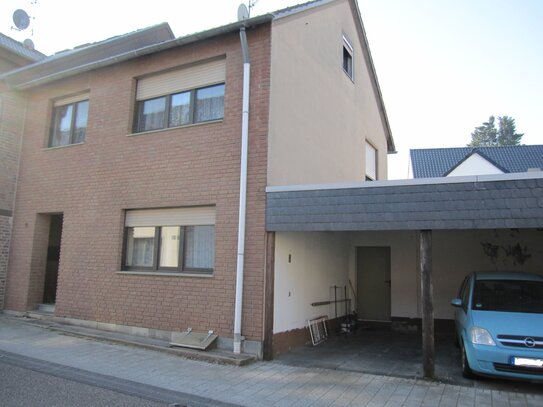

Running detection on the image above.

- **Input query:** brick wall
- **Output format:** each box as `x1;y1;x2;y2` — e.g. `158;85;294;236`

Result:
4;24;271;341
0;216;12;309
0;89;26;310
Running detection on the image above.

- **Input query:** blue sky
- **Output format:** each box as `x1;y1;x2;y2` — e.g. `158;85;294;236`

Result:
1;0;541;179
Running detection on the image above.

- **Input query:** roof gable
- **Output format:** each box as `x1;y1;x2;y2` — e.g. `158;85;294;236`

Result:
445;152;505;177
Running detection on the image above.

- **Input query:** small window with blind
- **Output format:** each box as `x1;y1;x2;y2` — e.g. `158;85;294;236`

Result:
365;141;377;181
134;58;226;133
123;206;216;274
49;94;89;147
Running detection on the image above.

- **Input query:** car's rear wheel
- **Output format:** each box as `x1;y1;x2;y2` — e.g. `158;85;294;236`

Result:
461;341;475;379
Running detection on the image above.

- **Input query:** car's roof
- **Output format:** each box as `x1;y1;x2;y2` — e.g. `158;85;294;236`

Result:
474;271;543;282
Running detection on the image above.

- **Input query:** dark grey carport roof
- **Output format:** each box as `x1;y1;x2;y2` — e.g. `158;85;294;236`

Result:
266;173;543;231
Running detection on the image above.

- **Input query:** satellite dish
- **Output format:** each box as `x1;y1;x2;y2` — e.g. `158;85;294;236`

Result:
237;3;249;21
13;9;30;30
23;39;35;50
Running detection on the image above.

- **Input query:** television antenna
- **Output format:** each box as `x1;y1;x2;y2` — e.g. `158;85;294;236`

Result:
248;1;260;16
238;0;260;20
12;9;31;31
11;2;39;49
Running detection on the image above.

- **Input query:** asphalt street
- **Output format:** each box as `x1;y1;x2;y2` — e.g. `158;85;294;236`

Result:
0;360;167;407
0;351;238;407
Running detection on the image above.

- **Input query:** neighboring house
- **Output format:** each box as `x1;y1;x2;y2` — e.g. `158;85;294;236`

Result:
0;32;45;311
410;145;543;178
0;0;394;358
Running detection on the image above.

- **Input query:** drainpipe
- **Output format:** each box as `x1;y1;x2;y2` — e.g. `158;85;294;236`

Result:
233;26;250;354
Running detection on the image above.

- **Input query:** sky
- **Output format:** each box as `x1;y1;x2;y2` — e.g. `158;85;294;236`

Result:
1;0;542;179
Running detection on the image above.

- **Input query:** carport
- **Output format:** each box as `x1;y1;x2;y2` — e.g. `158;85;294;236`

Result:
262;173;543;378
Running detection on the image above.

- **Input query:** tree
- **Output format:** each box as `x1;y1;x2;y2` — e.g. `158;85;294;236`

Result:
497;116;523;146
468;115;523;147
468;116;497;147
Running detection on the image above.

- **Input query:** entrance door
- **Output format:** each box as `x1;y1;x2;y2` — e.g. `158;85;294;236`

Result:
43;214;63;304
356;247;391;321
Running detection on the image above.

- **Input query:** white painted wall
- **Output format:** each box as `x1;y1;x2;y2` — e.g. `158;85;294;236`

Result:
347;231;419;319
274;232;350;333
447;153;504;177
432;229;543;318
274;229;543;333
267;0;389;186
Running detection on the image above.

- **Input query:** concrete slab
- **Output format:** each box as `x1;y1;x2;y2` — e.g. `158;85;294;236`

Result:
13;314;255;367
273;327;543;394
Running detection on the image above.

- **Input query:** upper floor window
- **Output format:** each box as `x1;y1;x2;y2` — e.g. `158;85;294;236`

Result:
365;141;377;181
134;58;226;134
49;95;89;147
342;35;354;80
135;84;225;133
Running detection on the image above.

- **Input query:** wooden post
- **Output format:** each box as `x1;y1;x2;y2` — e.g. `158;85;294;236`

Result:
420;230;435;379
263;232;275;360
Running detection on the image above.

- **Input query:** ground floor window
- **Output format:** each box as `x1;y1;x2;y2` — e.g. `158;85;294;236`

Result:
123;207;215;274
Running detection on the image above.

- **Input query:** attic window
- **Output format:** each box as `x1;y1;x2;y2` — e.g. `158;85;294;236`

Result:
342;35;353;80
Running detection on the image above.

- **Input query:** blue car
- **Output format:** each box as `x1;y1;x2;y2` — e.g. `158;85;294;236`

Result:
451;271;543;380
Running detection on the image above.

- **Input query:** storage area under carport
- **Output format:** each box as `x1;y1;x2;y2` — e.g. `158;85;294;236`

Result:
263;173;543;380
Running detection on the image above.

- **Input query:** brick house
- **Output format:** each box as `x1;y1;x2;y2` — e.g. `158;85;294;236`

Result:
1;0;394;357
2;1;542;375
0;33;45;311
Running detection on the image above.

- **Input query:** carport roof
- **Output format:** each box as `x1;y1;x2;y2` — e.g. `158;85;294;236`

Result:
266;173;543;232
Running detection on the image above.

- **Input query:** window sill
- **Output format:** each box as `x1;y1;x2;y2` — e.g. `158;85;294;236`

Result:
127;119;223;137
342;69;355;83
117;271;213;278
44;142;85;151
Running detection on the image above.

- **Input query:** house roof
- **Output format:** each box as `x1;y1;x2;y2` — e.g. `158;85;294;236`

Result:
0;0;394;152
410;145;543;178
0;23;175;89
0;32;45;63
266;172;543;232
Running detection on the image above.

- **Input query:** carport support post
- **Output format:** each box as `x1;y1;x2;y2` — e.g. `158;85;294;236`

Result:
263;232;275;360
420;230;435;379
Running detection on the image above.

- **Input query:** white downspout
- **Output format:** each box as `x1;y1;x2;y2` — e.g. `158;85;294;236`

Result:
234;26;250;354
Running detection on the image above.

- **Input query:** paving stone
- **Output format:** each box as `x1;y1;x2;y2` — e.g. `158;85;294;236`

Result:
1;316;543;407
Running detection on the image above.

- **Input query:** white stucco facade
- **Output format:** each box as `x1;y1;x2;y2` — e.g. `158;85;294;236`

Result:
274;229;543;334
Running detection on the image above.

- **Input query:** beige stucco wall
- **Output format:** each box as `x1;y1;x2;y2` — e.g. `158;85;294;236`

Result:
267;0;388;186
350;229;543;320
274;232;350;333
348;231;419;319
274;229;543;333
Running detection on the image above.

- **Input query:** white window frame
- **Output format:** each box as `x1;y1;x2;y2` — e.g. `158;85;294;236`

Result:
342;34;354;80
365;140;377;181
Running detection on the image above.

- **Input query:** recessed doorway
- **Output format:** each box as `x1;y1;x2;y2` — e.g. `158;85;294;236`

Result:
43;214;63;304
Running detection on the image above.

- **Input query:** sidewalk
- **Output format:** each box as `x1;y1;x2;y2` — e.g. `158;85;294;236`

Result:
1;314;542;407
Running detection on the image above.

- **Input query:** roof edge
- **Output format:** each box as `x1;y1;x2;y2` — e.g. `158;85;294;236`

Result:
266;171;543;193
348;0;395;153
2;16;272;91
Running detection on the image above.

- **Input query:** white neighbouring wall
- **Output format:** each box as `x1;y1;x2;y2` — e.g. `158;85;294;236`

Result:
273;232;350;333
447;153;504;177
273;229;543;333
